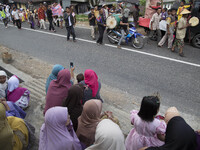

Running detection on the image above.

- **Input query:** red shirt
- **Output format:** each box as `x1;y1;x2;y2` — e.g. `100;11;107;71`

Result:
38;8;45;20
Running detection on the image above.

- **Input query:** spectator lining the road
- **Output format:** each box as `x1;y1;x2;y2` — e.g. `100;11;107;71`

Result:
44;69;71;114
0;103;30;150
76;99;102;148
142;107;197;150
149;8;162;42
8;116;29;150
1;98;26;119
39;107;82;150
80;69;102;104
0;70;7;98
125;96;166;150
85;119;126;150
45;64;64;93
0;103;13;150
7;75;30;109
63;85;84;131
88;7;96;40
76;73;84;83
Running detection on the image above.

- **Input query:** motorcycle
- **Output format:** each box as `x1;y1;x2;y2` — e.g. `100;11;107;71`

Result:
107;23;145;49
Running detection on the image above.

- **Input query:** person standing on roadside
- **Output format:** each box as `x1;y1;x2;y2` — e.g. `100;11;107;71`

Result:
64;7;76;42
46;5;55;32
88;7;96;40
38;3;46;29
12;7;21;29
0;6;8;28
149;8;162;42
96;8;106;45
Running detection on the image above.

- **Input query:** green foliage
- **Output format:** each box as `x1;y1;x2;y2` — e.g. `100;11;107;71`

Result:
140;0;146;6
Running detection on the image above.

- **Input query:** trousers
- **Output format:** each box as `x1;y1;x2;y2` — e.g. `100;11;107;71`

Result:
40;19;46;29
66;26;76;40
97;25;106;44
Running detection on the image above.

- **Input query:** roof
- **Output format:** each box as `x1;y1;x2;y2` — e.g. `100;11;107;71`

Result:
123;0;139;4
12;0;51;3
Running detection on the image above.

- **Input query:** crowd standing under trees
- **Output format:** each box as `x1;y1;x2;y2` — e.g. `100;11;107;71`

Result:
0;1;200;149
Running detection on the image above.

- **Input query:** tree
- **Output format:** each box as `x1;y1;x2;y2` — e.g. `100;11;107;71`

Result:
140;0;146;6
89;0;100;7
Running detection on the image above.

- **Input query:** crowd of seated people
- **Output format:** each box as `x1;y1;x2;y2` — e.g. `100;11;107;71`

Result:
0;66;200;150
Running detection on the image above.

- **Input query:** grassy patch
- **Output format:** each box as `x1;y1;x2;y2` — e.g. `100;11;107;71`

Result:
76;14;89;22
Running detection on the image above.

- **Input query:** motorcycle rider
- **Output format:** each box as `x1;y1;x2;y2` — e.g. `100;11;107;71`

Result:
117;8;130;49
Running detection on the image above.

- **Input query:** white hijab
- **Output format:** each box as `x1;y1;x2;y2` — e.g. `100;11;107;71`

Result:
86;119;126;150
0;71;8;98
7;75;19;92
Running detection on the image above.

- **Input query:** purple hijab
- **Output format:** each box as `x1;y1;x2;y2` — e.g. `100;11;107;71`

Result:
7;75;28;103
44;69;71;114
39;106;82;150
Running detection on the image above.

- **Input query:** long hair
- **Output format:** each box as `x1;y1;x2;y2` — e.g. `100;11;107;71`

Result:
138;96;160;122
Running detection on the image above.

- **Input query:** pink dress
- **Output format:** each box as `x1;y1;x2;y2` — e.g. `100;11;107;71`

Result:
125;110;166;150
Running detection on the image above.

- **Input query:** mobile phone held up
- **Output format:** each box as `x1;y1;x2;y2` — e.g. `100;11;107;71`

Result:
70;62;74;68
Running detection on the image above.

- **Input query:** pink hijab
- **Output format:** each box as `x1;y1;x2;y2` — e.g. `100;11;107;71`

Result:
44;69;71;114
7;75;28;103
39;107;82;150
84;69;99;97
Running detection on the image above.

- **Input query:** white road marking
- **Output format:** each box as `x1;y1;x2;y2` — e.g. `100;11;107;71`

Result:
1;22;200;68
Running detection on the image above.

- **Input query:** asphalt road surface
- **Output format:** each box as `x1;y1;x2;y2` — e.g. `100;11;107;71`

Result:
0;22;200;128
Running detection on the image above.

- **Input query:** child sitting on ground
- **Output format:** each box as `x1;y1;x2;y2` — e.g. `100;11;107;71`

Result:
125;96;166;150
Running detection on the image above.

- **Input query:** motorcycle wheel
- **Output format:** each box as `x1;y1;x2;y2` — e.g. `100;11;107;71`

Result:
132;35;144;49
107;32;118;44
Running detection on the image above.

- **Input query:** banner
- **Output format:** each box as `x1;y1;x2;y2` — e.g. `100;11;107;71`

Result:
52;4;63;17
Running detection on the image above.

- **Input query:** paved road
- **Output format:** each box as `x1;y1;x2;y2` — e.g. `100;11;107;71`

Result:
0;22;200;127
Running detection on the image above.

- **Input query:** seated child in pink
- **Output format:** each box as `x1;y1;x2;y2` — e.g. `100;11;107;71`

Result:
7;75;30;109
125;96;166;150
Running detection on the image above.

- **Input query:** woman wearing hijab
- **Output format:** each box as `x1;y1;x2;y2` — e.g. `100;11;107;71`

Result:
141;107;197;150
7;75;30;109
0;70;8;98
80;69;103;104
63;85;84;131
76;99;102;148
1;98;26;119
39;106;82;150
45;64;64;93
0;103;29;150
0;103;13;150
44;69;71;114
86;119;126;150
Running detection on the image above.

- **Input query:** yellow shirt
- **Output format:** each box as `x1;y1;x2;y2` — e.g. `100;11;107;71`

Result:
94;10;99;18
177;5;190;21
